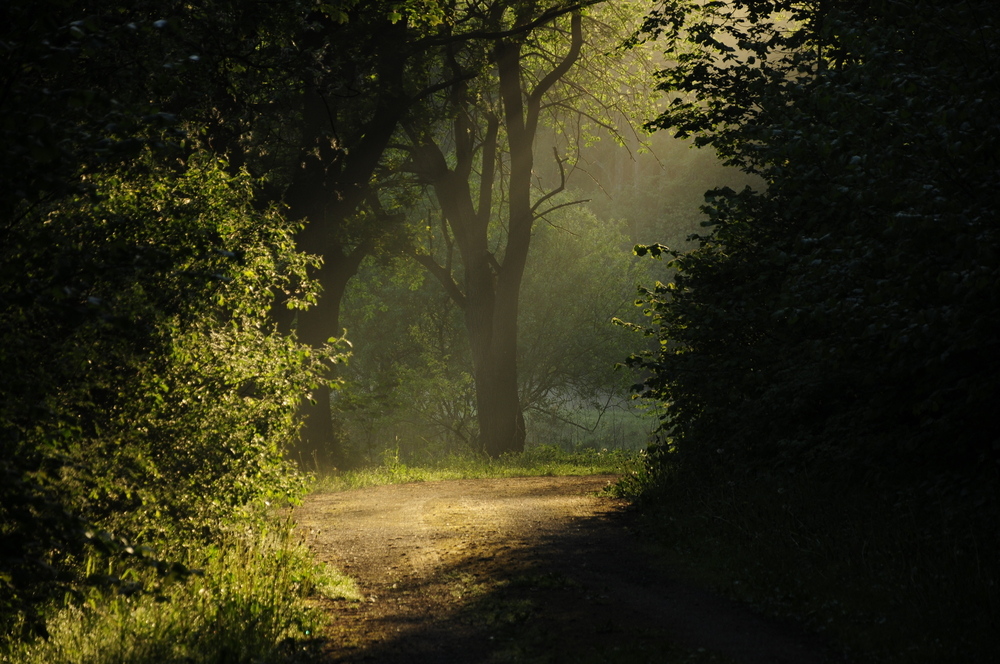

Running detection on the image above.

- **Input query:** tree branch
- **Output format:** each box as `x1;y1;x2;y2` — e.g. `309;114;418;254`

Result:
527;12;584;117
535;198;592;224
477;112;500;226
531;147;568;213
411;252;467;309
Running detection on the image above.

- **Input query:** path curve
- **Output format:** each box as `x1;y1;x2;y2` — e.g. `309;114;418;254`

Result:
295;475;837;663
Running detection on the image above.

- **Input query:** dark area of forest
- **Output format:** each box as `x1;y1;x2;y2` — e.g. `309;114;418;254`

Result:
2;0;997;662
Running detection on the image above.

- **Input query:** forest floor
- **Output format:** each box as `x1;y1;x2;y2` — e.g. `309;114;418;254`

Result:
294;475;839;664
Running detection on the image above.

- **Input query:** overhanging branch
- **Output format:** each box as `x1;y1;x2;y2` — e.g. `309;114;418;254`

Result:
534;198;591;225
410;251;467;309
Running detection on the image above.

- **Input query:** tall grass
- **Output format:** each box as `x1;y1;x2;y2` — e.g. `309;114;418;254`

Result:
624;461;1000;663
313;444;642;492
3;522;359;664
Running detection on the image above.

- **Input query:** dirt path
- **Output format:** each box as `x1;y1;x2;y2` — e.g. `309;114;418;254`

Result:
294;475;837;664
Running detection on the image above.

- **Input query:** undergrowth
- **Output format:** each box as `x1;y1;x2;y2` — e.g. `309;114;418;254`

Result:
2;521;359;664
620;458;1000;664
313;444;642;492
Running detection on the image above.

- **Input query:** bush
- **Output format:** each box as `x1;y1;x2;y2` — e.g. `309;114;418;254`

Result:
630;0;1000;486
0;152;338;637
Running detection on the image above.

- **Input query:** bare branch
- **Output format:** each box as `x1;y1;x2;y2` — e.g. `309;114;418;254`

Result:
411;251;467;309
524;392;615;432
534;198;591;225
549;100;622;140
527;12;584;112
477;112;500;226
531;147;568;213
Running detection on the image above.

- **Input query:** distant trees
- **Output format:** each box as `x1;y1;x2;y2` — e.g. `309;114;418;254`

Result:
336;203;651;463
628;0;1000;483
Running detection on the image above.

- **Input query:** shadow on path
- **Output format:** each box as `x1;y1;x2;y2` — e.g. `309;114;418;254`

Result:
296;477;840;664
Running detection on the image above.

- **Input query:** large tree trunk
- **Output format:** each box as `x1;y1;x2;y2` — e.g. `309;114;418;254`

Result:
462;249;526;456
275;70;405;467
425;148;529;456
474;351;525;456
286;237;368;469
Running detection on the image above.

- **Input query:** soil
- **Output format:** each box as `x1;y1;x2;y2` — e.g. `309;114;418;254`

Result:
294;475;839;664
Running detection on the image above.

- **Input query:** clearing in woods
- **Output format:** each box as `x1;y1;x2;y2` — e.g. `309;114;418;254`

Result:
294;475;836;663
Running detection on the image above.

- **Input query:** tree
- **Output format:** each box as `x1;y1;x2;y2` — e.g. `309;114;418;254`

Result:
0;1;336;635
335;200;653;462
628;0;1000;481
415;10;583;456
398;1;660;456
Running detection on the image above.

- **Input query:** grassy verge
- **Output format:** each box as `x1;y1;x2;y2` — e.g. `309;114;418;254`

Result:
622;462;999;663
2;521;359;664
312;444;642;492
4;445;636;663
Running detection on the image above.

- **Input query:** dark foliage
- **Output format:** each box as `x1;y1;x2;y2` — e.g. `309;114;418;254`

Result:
629;0;1000;489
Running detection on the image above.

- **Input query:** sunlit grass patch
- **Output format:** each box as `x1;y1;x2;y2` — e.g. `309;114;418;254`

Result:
3;523;354;664
312;444;643;492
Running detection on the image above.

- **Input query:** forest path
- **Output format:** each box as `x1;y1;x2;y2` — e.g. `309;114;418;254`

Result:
294;475;836;664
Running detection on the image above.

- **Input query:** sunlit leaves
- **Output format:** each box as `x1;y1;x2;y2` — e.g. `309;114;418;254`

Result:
1;149;338;634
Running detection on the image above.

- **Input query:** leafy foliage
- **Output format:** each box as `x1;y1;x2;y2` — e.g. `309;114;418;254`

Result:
337;253;478;462
519;206;652;417
0;149;337;636
0;0;340;640
629;0;1000;485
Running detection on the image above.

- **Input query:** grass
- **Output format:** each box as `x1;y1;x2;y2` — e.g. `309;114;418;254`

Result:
2;521;359;664
44;435;984;663
2;445;636;663
624;461;1000;664
311;444;643;492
